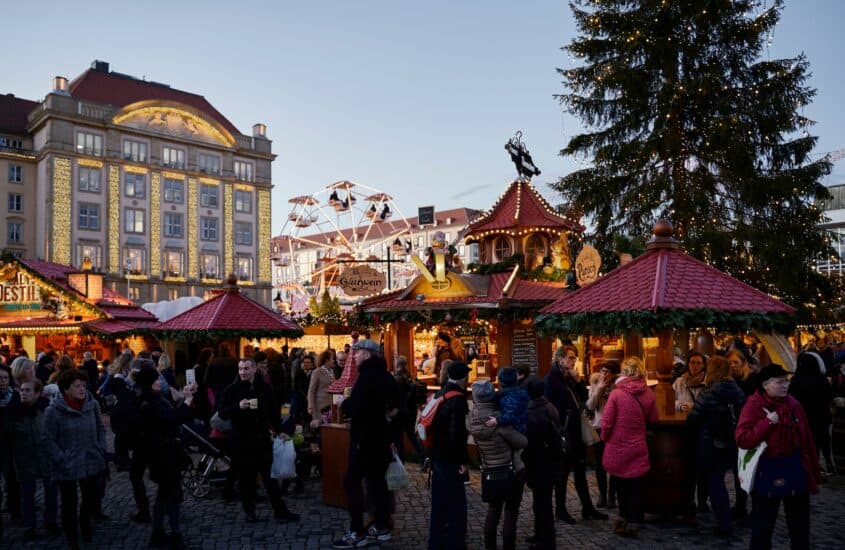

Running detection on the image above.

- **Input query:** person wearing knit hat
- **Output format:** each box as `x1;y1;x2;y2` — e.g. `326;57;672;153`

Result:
468;379;527;550
487;367;528;435
135;362;196;547
426;361;470;550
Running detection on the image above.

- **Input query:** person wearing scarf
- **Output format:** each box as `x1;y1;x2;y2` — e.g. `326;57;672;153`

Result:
736;364;821;549
42;369;106;550
674;352;709;519
586;361;620;509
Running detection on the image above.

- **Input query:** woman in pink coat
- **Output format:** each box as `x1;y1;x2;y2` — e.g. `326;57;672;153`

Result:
601;356;658;538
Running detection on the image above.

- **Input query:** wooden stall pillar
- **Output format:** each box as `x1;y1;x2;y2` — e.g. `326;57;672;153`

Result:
653;329;676;417
395;321;415;375
536;334;554;379
624;331;642;360
496;321;513;378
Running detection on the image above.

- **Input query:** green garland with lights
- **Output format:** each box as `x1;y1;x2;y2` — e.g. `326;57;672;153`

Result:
553;0;837;315
534;309;796;337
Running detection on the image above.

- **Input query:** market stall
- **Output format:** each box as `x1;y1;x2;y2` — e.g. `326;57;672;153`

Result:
153;274;304;360
535;221;796;514
0;258;158;362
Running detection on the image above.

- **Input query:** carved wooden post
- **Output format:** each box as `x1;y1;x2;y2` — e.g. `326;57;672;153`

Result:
653;328;676;417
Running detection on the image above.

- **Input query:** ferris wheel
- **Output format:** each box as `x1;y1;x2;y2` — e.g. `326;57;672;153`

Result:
274;180;413;305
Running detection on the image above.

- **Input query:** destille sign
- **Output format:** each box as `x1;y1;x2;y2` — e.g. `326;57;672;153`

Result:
339;265;386;296
0;268;42;315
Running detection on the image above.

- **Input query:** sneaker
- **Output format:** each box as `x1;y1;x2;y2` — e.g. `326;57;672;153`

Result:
332;531;369;548
366;525;392;542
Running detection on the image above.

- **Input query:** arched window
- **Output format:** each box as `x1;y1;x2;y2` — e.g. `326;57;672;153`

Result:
525;234;547;259
494;237;512;261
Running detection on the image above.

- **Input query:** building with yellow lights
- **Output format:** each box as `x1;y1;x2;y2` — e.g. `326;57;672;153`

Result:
0;60;273;305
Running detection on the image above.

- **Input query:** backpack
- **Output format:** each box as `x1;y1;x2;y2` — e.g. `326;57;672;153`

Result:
710;401;738;449
416;390;462;448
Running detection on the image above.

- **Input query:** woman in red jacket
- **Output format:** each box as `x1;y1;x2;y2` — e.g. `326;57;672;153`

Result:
600;356;658;538
735;363;821;550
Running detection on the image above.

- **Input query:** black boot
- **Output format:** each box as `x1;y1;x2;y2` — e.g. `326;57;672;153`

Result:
132;500;152;523
149;528;168;547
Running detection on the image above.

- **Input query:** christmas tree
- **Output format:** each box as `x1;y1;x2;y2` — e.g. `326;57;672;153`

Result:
554;0;836;310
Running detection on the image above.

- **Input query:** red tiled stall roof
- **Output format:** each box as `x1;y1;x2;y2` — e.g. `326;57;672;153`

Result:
540;247;795;315
68;68;241;136
156;287;302;337
0;94;40;134
98;304;157;321
465;180;583;238
361;272;565;311
84;319;159;337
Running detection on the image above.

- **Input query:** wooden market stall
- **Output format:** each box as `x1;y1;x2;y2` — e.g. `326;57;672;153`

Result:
0;259;158;362
153;274;304;362
535;221;796;515
357;178;584;384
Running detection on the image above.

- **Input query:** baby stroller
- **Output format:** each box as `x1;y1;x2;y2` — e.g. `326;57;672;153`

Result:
180;422;232;498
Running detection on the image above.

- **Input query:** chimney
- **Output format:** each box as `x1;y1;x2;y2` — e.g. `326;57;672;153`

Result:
91;60;110;72
252;123;267;138
52;76;69;95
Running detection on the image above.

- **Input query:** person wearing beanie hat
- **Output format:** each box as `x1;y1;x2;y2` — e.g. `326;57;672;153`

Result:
736;363;820;550
468;379;527;550
134;364;196;547
486;367;529;436
523;377;563;548
686;356;746;538
587;362;621;508
426;362;470;550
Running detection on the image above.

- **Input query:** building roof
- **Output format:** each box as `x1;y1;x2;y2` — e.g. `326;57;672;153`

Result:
539;246;794;316
84;318;160;337
0;93;39;134
68;66;241;136
361;271;566;311
155;284;303;337
19;258;154;320
465;180;583;239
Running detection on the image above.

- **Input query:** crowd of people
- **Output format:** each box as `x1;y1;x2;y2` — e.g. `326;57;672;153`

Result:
0;333;839;550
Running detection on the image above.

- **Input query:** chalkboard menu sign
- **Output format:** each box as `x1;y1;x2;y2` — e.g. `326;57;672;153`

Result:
511;325;538;376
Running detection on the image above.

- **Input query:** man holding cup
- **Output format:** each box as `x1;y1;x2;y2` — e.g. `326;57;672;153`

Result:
219;358;299;523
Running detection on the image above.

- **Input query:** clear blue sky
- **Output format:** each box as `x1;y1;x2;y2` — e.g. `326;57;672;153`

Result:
3;0;843;235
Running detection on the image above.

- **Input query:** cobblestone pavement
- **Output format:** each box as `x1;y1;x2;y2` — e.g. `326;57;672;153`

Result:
3;436;843;549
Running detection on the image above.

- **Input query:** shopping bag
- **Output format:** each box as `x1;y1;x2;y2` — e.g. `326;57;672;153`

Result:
271;438;297;480
385;453;410;491
737;441;768;493
580;411;600;446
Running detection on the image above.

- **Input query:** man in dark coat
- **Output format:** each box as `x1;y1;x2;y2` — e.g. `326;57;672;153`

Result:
205;343;238;407
218;358;298;523
332;340;399;548
81;352;100;392
427;362;471;550
545;346;607;523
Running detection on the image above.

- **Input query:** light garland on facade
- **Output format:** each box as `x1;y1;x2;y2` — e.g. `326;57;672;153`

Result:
199;177;219;186
123;165;148;175
258;189;271;283
108;166;121;274
224;183;234;274
188;178;199;279
162;171;185;181
77;158;103;168
51;157;72;265
150;172;162;276
0;325;83;335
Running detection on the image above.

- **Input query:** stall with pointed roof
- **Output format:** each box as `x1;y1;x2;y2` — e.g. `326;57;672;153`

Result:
357;177;584;382
535;221;797;515
154;274;303;342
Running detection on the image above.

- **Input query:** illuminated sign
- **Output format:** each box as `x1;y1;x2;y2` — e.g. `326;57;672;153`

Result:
0;269;42;315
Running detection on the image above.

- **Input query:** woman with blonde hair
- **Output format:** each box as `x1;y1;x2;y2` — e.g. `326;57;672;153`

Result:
10;356;36;386
600;356;657;537
47;355;75;385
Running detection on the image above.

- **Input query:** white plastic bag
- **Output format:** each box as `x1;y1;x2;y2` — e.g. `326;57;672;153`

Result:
385;453;410;491
737;441;768;493
271;438;297;480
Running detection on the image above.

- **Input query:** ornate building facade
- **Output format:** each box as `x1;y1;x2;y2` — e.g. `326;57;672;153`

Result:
0;60;273;305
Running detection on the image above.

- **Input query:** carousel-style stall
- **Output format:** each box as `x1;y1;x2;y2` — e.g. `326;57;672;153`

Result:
153;274;303;367
0;258;158;362
357;178;583;384
535;221;796;514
